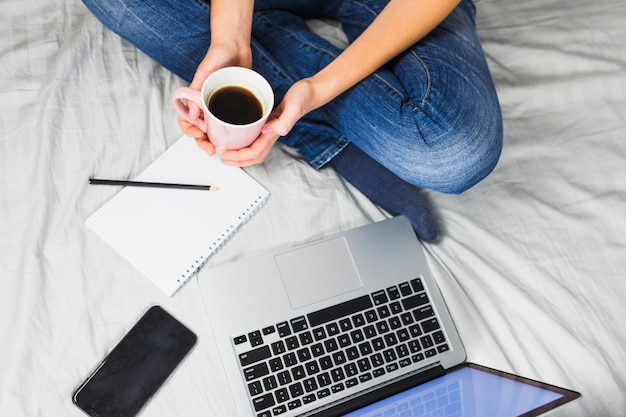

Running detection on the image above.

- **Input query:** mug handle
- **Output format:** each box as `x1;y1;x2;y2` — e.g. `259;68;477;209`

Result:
172;87;207;132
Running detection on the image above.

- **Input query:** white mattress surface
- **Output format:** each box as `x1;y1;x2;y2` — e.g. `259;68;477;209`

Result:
1;0;625;416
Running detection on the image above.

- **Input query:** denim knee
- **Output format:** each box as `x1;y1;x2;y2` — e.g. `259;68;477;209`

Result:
390;108;504;195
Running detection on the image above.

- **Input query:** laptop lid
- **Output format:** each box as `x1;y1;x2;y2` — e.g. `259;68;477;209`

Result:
343;362;580;417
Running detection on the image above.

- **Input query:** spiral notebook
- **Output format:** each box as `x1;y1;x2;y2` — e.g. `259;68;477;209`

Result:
85;135;270;296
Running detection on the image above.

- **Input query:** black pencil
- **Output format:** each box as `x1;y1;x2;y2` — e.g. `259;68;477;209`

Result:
89;178;218;191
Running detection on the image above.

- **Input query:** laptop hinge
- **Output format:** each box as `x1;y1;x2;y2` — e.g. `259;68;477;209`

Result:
304;362;446;417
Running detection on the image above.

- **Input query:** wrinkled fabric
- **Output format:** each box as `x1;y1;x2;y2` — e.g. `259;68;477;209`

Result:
1;0;625;416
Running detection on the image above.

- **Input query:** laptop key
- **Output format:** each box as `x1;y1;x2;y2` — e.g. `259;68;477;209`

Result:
308;295;372;327
248;380;263;396
433;331;446;344
252;393;275;412
239;345;271;367
363;324;377;339
412;305;434;321
386;286;401;300
244;362;269;381
318;388;331;399
299;331;313;346
319;356;333;370
290;316;308;332
317;372;332;387
359;373;372;383
332;351;347;366
304;360;320;376
287;399;302;410
364;309;378;323
285;336;299;350
331;383;345;393
324;338;339;352
291;365;306;380
326;322;340;336
371;290;388;305
272;404;287;415
277;370;292;385
352;313;366;327
410;277;425;293
303;377;318;393
331;367;345;382
269;358;283;372
276;321;291;337
275;388;290;403
386;363;399;373
289;382;304;397
339;318;352;332
271;340;286;355
371;353;384;367
402;292;429;310
344;362;358;377
263;375;278;391
421;318;440;333
283;352;297;367
310;343;324;357
437;344;450;353
302;394;316;404
399;282;412;296
390;301;403;315
313;327;327;341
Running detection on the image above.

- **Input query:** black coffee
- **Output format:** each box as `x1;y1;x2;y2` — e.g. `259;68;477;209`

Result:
208;86;263;125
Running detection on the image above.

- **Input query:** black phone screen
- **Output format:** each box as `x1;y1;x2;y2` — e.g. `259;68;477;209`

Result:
72;306;197;417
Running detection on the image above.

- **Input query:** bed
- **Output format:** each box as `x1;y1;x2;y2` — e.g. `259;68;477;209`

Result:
1;0;625;416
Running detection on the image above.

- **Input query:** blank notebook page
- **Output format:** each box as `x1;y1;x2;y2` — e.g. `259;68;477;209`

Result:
85;135;269;296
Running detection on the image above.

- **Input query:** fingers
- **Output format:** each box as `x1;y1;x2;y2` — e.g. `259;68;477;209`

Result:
220;131;280;167
177;115;216;156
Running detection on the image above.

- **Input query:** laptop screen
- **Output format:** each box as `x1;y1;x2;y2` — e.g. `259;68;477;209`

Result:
343;363;580;417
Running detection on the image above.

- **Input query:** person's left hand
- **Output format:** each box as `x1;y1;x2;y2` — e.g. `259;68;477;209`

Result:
220;77;319;166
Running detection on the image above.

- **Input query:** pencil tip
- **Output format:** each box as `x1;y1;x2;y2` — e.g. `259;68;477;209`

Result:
210;186;219;191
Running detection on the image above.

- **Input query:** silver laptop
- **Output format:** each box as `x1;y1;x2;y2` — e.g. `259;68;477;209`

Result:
199;216;579;417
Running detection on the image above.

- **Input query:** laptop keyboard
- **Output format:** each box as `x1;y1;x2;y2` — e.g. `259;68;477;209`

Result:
232;277;450;417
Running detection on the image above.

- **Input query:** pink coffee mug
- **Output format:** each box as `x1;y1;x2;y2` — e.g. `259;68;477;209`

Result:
172;67;274;151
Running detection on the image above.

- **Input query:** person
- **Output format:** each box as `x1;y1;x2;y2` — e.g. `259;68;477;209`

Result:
81;0;503;242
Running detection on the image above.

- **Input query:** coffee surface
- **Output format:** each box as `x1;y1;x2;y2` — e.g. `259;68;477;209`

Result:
208;86;263;125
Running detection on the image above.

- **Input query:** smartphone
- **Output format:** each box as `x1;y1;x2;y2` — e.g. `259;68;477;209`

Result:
72;306;197;417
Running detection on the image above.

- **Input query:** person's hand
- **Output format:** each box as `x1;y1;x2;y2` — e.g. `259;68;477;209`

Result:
178;41;252;155
220;78;319;166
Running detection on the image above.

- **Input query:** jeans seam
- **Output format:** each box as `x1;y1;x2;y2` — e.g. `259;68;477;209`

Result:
257;12;341;67
251;40;294;85
310;135;351;168
407;50;432;110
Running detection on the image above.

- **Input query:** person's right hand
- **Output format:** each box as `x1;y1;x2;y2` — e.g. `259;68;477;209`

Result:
178;40;253;155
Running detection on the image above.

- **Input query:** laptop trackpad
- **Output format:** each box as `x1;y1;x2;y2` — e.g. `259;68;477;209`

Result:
275;237;363;310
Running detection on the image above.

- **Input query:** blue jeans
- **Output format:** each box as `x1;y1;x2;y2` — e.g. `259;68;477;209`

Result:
82;0;502;194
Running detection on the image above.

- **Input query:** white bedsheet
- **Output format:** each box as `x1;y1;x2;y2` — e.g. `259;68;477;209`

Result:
1;0;625;416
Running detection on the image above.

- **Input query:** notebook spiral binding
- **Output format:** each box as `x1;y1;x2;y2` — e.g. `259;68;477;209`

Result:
175;194;270;288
